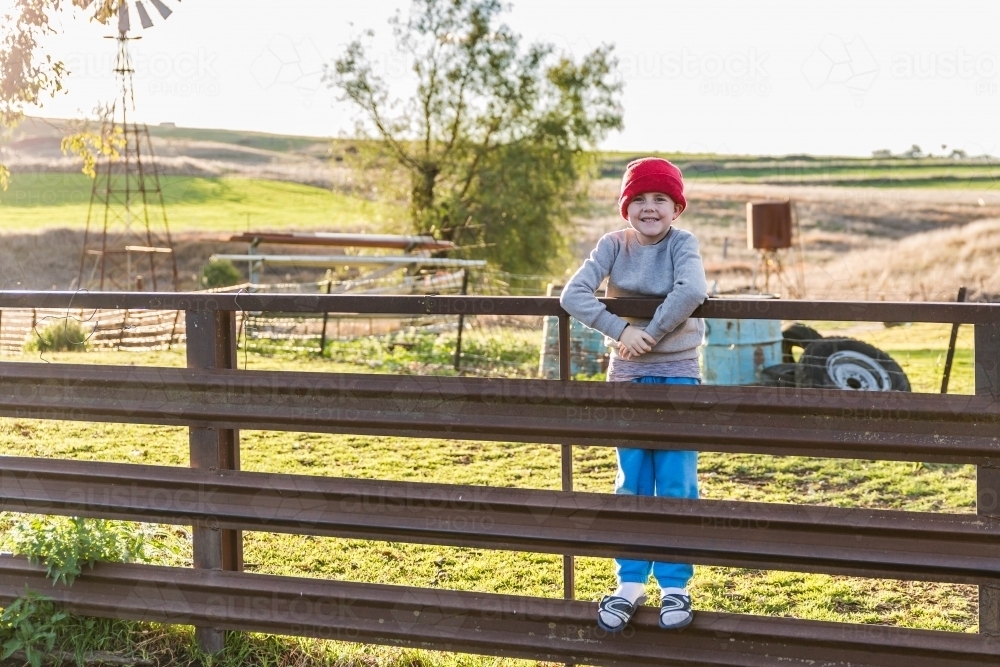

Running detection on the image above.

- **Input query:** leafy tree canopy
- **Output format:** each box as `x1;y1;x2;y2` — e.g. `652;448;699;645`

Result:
0;1;118;190
328;0;623;275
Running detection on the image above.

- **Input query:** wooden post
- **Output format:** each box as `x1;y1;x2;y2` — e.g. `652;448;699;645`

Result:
117;310;128;351
186;309;242;654
974;321;1000;636
319;278;333;356
558;313;574;601
558;312;575;667
453;269;470;371
941;286;967;394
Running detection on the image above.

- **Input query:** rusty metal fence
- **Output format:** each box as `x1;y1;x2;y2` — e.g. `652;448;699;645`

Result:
0;291;998;666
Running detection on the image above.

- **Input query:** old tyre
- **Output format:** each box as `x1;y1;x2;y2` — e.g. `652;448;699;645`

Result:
760;363;799;388
795;338;911;392
782;323;823;363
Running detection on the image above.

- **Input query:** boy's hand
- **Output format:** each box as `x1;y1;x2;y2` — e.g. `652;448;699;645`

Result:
618;326;656;360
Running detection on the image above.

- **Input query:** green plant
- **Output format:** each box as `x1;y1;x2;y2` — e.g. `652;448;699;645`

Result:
0;588;68;667
24;319;89;353
321;328;539;376
12;517;145;586
200;259;243;289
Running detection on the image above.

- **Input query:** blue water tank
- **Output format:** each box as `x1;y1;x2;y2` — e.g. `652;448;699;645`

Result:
701;317;782;385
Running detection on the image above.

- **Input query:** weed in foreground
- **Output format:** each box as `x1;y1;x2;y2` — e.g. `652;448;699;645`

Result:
12;516;145;586
0;589;67;667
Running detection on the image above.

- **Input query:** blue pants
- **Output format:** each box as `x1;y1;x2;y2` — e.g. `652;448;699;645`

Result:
615;376;699;589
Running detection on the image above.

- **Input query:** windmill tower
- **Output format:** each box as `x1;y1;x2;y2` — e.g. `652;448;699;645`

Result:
77;1;180;291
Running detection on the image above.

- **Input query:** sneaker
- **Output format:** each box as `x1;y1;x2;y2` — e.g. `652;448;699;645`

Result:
659;592;693;630
597;594;646;633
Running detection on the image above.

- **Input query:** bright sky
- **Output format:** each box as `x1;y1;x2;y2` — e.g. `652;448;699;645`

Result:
20;0;1000;156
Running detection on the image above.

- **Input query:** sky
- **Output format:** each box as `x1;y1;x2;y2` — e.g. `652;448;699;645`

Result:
16;0;1000;156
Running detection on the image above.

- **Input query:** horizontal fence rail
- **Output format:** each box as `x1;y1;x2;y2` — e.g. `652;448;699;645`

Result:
0;556;997;667
2;457;999;586
1;291;1000;323
0;363;997;464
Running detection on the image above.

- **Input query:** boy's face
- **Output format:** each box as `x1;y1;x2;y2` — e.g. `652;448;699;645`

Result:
626;191;682;244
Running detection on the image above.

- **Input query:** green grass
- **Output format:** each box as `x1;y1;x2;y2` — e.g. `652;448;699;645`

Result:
0;173;397;232
598;152;999;189
0;323;985;665
148;125;329;155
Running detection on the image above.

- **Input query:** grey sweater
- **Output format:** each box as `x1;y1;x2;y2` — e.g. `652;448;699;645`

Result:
560;227;708;363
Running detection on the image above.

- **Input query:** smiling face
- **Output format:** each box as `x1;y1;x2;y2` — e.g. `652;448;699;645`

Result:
626;191;682;244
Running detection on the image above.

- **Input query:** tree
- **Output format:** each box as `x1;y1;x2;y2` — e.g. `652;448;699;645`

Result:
0;1;117;191
328;0;623;275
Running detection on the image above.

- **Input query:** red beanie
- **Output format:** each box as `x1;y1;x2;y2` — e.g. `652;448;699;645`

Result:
618;157;686;220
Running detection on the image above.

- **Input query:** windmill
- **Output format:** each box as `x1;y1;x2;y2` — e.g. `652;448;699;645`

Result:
77;1;181;292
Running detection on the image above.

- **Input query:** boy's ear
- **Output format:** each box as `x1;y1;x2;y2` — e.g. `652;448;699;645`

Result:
672;202;683;220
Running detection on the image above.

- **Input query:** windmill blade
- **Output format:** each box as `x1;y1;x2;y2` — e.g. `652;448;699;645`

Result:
135;1;154;29
149;0;173;19
117;2;130;34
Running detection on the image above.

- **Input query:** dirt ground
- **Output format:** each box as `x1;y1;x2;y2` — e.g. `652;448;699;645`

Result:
0;230;348;292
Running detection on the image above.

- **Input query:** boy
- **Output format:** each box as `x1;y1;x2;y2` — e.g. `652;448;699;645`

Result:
560;157;708;632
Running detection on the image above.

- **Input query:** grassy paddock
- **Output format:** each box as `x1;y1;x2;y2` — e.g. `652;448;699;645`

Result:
597;152;1000;188
0;173;396;233
0;322;982;665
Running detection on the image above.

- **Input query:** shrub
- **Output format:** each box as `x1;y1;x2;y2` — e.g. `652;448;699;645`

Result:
23;320;89;353
0;589;67;667
2;518;149;667
11;516;145;586
200;259;242;289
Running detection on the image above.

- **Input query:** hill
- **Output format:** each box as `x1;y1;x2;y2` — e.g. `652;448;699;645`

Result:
0;116;346;189
3;117;1000;299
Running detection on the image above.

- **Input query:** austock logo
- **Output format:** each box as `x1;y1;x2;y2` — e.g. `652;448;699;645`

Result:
250;477;326;526
192;588;365;639
801;35;879;98
115;365;175;418
60;477;221;519
0;470;52;512
251;477;499;535
524;487;604;532
117;581;194;624
384;375;461;434
390;589;470;637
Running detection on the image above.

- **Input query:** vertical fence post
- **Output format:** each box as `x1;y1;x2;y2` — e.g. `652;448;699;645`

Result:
454;269;469;371
558;313;574;602
186;309;242;654
319;278;333;356
941;286;967;394
975;320;1000;636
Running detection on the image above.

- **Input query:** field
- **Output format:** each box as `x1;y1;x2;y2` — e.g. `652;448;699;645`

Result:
0;173;394;233
597;152;1000;189
0;319;982;665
